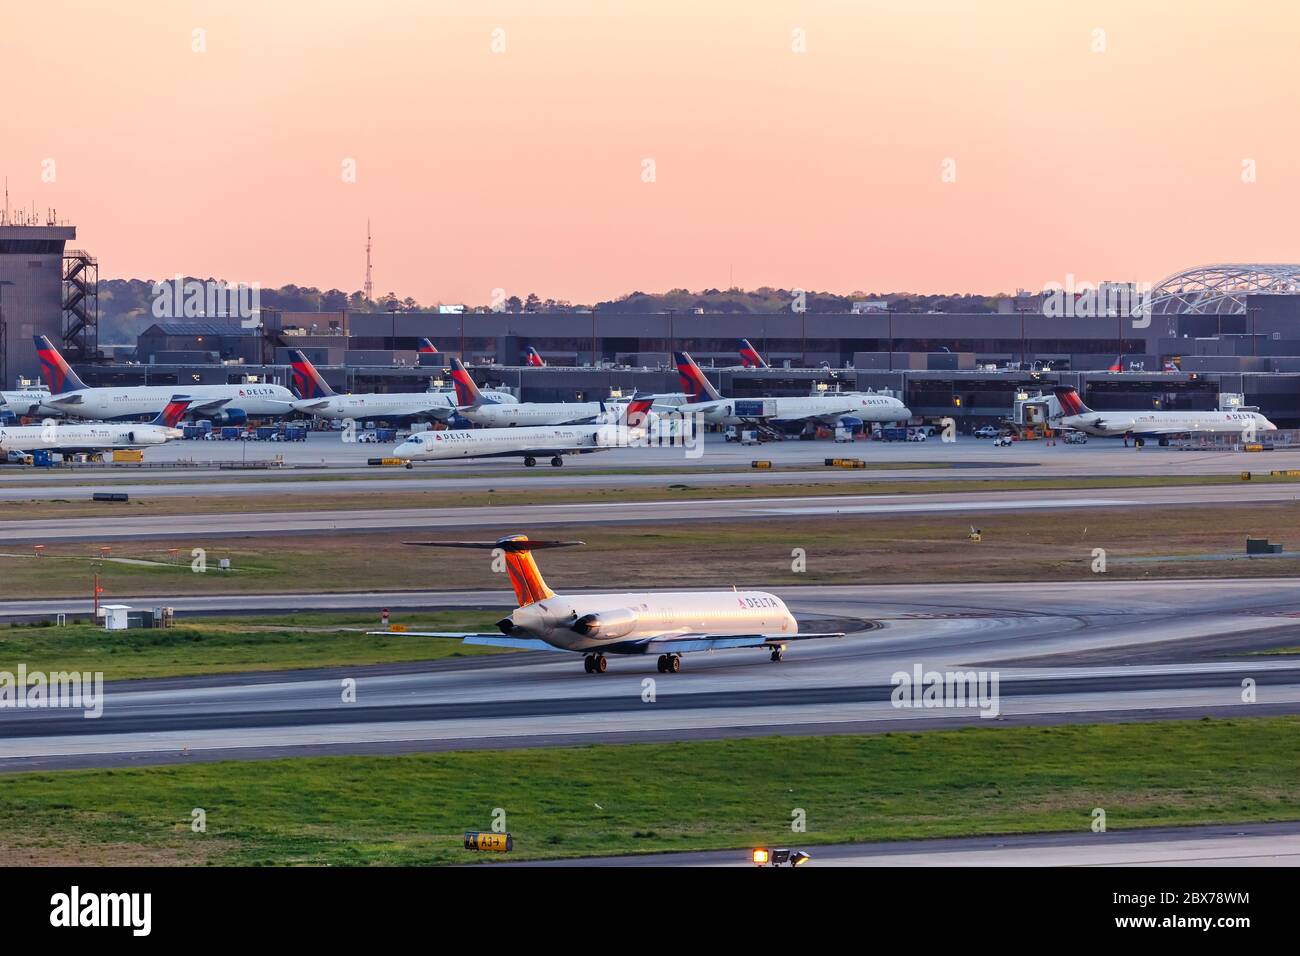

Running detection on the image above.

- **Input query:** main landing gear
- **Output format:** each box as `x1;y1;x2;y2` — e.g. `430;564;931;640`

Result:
551;456;564;467
524;456;537;467
656;654;682;673
769;646;785;662
583;654;608;674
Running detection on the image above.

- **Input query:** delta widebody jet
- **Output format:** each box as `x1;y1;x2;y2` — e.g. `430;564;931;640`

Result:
449;358;620;427
33;336;294;424
394;398;654;467
372;535;844;673
288;350;514;422
1053;386;1276;446
0;396;193;456
674;351;910;430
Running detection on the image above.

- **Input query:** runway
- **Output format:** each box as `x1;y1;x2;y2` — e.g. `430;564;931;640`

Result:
3;482;1299;543
2;579;1298;772
525;820;1300;867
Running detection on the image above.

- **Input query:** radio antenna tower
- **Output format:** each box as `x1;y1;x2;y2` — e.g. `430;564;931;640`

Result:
364;219;374;303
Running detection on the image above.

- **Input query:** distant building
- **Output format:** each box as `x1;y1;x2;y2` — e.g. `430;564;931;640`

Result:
0;224;77;386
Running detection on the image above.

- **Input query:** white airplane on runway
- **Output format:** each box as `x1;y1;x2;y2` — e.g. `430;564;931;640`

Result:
674;351;910;431
0;396;193;456
394;397;655;467
371;534;844;673
1053;386;1276;447
450;358;619;427
33;335;295;424
288;350;515;422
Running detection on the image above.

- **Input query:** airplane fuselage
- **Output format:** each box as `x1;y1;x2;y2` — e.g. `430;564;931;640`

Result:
294;388;517;421
0;389;52;416
0;422;181;454
41;384;295;421
394;424;613;461
1060;410;1276;438
506;590;797;652
681;393;909;426
459;401;612;428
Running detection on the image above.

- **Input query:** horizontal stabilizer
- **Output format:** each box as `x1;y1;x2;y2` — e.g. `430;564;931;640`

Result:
404;539;584;552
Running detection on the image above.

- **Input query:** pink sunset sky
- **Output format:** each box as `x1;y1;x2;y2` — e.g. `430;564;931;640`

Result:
1;0;1296;304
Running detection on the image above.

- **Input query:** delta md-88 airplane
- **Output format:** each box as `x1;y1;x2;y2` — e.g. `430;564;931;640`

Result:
372;535;844;674
1053;386;1276;445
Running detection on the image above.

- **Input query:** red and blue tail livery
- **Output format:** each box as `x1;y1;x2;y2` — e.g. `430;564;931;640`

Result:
150;396;195;427
1052;386;1092;416
738;338;768;368
33;335;88;395
418;338;439;354
674;351;722;403
289;350;337;399
449;357;485;406
525;347;546;367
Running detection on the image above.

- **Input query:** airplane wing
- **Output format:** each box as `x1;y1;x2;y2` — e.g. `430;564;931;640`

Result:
187;397;231;413
613;631;846;655
365;630;566;652
293;399;334;412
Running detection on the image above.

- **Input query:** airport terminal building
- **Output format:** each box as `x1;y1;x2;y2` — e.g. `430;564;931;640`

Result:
14;257;1300;426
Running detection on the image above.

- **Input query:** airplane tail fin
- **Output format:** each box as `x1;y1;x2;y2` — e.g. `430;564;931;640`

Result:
1052;386;1093;416
405;535;583;607
621;396;655;428
289;350;336;399
33;335;88;394
738;338;768;368
418;338;439;354
674;351;723;403
449;357;485;406
525;346;546;367
149;395;194;427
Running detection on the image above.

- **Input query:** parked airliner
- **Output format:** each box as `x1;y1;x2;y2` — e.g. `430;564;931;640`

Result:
1053;386;1276;446
675;351;910;429
449;358;618;426
371;534;844;673
0;396;193;456
289;350;514;422
33;336;294;424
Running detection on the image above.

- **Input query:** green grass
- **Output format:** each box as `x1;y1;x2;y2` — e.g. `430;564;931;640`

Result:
4;717;1297;865
0;611;505;681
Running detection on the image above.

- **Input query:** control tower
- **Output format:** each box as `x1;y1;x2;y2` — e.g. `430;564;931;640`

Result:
0;223;77;386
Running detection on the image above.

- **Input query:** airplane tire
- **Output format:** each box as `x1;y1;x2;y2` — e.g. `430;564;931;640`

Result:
656;655;667;673
594;655;608;674
524;456;537;467
550;456;564;467
405;462;413;470
583;655;594;673
667;654;681;673
770;648;783;662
